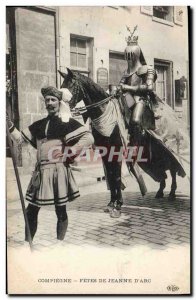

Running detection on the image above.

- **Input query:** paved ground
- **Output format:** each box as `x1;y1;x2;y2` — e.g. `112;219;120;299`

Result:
7;168;191;252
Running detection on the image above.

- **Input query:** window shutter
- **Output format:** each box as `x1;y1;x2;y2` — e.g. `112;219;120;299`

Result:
174;6;184;26
140;6;153;16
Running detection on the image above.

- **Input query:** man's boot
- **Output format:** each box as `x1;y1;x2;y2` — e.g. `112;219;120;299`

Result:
25;204;40;241
57;217;68;240
56;205;68;240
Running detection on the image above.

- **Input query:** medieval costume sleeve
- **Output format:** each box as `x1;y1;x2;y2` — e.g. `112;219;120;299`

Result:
8;123;37;148
9;116;94;155
64;118;94;147
27;116;94;161
62;118;94;160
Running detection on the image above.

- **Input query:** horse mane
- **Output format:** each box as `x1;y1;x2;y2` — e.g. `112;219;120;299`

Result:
75;72;108;101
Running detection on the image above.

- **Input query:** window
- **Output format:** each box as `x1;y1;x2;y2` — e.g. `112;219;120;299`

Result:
70;38;87;69
154;59;173;108
175;76;188;108
70;36;93;77
153;6;173;22
109;51;127;85
140;6;184;26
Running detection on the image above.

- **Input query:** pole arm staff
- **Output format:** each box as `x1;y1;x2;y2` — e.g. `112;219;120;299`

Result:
6;121;33;251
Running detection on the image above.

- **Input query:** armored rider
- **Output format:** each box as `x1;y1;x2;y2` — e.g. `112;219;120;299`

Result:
119;26;157;138
118;27;186;200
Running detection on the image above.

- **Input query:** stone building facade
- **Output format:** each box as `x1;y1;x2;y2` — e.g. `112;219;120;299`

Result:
6;6;189;169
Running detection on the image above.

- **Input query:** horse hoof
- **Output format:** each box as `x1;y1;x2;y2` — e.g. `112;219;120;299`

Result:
116;200;123;207
168;194;176;201
155;191;164;199
110;208;121;218
104;202;115;213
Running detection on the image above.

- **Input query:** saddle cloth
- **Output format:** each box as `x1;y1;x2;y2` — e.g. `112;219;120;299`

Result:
92;99;129;148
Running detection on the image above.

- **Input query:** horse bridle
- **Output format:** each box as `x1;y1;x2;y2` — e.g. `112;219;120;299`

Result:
70;76;113;115
71;95;114;116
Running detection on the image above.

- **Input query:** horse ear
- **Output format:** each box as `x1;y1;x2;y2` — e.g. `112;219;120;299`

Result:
58;70;66;78
58;68;74;79
66;67;74;79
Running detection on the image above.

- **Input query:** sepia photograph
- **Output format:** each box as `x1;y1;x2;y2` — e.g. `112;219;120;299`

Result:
5;4;191;295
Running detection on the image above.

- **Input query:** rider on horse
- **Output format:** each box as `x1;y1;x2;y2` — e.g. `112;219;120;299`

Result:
119;26;157;136
117;26;187;199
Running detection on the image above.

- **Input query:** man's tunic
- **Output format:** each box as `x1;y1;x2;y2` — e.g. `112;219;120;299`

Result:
13;116;93;206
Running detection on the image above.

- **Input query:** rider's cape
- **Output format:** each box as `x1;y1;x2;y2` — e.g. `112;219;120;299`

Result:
135;98;189;182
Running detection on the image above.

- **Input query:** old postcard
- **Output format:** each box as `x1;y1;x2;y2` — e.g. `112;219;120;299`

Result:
6;5;191;295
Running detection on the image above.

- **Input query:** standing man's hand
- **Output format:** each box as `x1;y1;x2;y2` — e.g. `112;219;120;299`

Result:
6;111;14;130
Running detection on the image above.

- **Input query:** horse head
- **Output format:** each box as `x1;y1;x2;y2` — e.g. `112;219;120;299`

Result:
59;68;108;109
58;68;85;109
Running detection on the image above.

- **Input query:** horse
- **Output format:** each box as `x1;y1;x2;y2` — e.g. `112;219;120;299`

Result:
123;93;187;201
59;68;145;217
133;129;186;200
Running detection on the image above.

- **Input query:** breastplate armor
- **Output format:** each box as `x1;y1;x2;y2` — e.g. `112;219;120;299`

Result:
126;72;142;86
124;72;143;105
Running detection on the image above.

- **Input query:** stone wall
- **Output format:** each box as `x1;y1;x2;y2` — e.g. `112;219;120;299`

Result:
58;6;189;124
15;7;56;171
58;6;188;78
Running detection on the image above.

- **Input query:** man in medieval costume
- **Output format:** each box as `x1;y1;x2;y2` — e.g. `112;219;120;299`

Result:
7;86;94;242
118;26;188;199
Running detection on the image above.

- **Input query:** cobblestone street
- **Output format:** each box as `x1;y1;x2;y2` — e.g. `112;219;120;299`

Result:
7;171;190;252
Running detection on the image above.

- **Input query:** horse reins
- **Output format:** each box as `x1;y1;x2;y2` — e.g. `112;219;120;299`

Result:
70;75;114;115
71;95;114;115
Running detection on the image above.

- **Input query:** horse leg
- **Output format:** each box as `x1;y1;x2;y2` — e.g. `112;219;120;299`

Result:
102;158;117;212
155;179;166;198
115;161;123;207
110;161;123;218
168;169;177;200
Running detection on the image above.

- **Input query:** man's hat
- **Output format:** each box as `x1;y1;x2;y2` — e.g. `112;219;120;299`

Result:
41;86;62;100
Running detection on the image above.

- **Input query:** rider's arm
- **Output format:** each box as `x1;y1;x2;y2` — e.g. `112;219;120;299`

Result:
120;84;143;94
120;66;156;94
